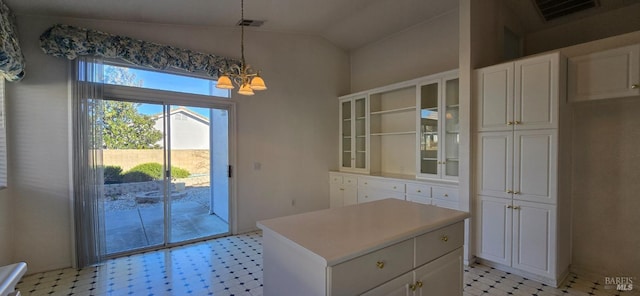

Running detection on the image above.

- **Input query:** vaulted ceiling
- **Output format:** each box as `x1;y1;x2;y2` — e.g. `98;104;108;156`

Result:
5;0;640;50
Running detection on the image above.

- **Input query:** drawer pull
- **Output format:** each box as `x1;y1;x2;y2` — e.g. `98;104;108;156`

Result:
513;206;521;210
507;205;513;209
364;182;368;185
631;84;638;89
444;194;448;197
409;281;423;291
376;261;385;269
417;190;421;193
339;188;344;191
441;235;448;242
393;186;397;189
514;191;521;195
506;190;513;194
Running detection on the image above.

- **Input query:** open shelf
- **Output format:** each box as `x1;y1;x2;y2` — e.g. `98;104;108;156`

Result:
370;106;416;115
370;131;416;136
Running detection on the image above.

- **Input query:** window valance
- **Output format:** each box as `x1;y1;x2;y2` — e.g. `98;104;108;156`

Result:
0;0;25;82
39;24;241;79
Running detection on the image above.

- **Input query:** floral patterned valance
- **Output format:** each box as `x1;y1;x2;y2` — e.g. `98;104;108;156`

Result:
0;0;25;82
40;24;240;78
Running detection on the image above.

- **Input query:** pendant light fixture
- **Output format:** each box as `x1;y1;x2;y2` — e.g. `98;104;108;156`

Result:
215;0;267;96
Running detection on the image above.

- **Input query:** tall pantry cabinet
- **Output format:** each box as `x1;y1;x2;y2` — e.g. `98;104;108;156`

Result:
473;52;571;287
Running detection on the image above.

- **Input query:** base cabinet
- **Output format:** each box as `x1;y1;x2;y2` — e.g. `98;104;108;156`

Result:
477;195;556;279
329;173;357;208
362;248;463;296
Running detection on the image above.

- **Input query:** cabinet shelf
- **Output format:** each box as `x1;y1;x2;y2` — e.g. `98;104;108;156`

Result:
421;107;438;111
446;158;459;162
370;106;416;115
447;104;460;108
371;131;416;136
422;131;438;135
422;157;438;161
446;131;459;134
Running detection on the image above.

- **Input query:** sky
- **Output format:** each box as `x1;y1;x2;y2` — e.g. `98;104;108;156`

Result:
105;64;229;118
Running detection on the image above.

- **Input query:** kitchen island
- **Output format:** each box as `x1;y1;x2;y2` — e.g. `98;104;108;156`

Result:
257;198;470;296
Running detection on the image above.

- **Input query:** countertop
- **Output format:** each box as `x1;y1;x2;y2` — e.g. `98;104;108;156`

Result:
257;198;469;266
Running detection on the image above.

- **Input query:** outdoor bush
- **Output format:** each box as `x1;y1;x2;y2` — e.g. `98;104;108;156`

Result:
103;166;123;184
121;171;154;183
125;162;191;180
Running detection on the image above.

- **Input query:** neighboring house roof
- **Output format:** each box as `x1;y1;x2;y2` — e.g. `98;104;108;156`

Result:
152;107;210;124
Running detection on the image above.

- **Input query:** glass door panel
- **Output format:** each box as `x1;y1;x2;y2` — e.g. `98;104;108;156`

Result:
341;100;352;168
103;101;166;255
444;78;460;177
354;97;367;169
168;105;229;243
420;83;439;175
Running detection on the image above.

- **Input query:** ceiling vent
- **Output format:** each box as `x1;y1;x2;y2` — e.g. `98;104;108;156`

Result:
237;19;265;27
533;0;600;21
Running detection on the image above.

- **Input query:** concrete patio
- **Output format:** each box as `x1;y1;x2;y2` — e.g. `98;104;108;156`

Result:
104;188;229;254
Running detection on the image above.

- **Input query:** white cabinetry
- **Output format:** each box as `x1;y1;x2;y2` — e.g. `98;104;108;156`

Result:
568;43;640;101
329;172;460;210
339;95;368;172
417;74;460;181
329;173;357;208
473;52;569;286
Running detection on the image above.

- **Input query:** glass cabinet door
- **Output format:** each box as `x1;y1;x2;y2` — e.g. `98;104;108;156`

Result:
443;78;459;178
341;100;352;168
419;83;439;176
354;97;367;169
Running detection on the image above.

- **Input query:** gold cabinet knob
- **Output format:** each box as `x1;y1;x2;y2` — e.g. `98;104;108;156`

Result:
393;186;397;189
507;121;514;125
376;261;385;269
444;194;448;197
441;235;449;242
514;121;521;125
339;188;344;191
364;182;368;185
409;281;423;291
507;205;513;209
417;190;421;193
513;206;521;210
506;190;513;194
442;161;446;164
514;191;520;195
632;84;639;89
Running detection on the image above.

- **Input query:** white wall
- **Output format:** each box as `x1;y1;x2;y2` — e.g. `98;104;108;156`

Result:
7;15;348;273
349;9;459;93
525;3;640;55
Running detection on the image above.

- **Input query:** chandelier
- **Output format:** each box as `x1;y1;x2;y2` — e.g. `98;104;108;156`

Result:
215;0;267;96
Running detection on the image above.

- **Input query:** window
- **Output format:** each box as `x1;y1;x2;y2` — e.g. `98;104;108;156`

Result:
0;79;6;188
103;63;230;98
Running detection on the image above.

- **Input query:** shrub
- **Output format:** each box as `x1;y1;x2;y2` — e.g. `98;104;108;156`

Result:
121;171;154;183
103;166;123;184
125;162;191;180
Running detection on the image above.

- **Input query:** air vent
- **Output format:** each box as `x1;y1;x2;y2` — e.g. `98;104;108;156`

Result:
533;0;600;21
237;19;265;27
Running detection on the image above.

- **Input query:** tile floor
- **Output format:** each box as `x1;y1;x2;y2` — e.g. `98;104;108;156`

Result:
15;231;638;296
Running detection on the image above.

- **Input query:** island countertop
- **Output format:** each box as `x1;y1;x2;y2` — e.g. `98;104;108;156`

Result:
257;198;470;266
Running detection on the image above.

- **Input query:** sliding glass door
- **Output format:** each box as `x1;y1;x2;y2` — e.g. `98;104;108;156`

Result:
102;100;230;256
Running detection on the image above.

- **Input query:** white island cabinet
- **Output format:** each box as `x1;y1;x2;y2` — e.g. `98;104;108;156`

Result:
257;199;469;296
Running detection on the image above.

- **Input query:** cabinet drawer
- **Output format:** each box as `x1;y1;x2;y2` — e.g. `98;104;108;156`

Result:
406;194;432;205
432;187;458;201
415;222;464;267
329;239;414;296
432;199;459;210
406;183;431;197
330;174;343;185
358;190;404;204
359;178;405;193
343;176;357;186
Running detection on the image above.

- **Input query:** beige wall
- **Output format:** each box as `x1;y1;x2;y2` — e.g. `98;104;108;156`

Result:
525;3;640;55
571;97;640;276
349;9;459;93
0;190;11;265
7;15;348;273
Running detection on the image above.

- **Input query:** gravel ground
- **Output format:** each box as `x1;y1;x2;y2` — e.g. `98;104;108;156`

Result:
104;186;211;211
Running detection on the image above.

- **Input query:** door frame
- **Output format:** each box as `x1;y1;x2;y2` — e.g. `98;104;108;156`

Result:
104;85;239;244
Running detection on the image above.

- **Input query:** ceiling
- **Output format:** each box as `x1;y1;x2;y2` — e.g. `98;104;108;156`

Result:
4;0;640;50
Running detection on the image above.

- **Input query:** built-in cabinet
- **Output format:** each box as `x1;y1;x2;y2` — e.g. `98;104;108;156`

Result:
417;74;460;180
334;70;460;211
568;43;640;102
339;95;368;172
473;52;569;287
330;171;460;210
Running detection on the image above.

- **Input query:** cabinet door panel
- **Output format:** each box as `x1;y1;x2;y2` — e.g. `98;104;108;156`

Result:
512;201;556;278
329;182;344;208
514;54;558;129
343;184;357;206
513;130;557;204
414;248;463;296
476;63;514;131
361;272;412;296
476;132;513;199
476;196;511;266
569;44;640;101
